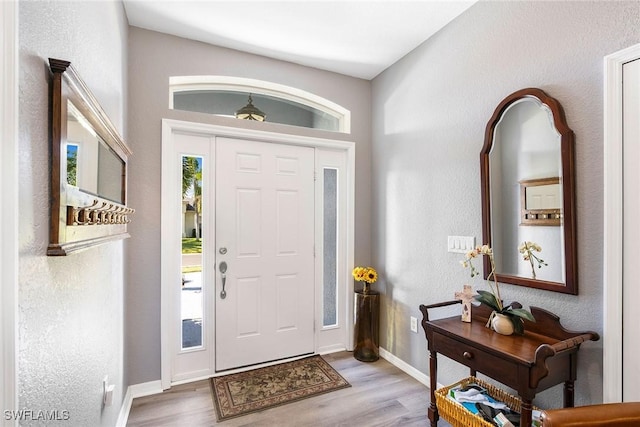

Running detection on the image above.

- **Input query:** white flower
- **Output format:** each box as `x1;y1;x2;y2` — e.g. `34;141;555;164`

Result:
519;241;547;278
479;244;492;255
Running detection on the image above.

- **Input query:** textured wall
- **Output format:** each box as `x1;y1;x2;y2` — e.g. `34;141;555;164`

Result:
126;27;372;385
371;1;640;407
18;2;128;426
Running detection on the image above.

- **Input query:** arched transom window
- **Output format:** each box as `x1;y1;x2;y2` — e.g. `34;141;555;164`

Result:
169;76;351;133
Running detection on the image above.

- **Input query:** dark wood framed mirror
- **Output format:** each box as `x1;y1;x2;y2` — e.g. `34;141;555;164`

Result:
480;88;577;294
48;58;134;255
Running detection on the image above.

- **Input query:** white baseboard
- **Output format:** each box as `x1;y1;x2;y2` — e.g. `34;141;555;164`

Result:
116;380;163;427
115;387;132;427
379;347;432;388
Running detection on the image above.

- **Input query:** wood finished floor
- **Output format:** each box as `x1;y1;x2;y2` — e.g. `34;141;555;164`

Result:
126;351;452;426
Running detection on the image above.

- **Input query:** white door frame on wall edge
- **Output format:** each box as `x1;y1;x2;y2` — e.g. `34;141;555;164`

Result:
603;42;640;403
160;119;355;390
1;2;19;425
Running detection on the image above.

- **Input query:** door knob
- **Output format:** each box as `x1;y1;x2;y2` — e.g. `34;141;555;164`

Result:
219;261;228;299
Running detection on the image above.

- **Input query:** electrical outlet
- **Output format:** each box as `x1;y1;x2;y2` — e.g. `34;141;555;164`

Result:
410;316;418;333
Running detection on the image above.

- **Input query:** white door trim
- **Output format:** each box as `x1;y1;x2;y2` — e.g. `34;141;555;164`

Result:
161;119;355;389
1;1;19;424
603;43;640;403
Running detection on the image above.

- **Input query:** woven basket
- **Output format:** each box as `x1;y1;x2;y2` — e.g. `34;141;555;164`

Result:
435;376;539;427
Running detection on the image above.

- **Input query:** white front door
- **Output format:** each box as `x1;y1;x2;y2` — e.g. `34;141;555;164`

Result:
215;137;315;371
161;121;354;388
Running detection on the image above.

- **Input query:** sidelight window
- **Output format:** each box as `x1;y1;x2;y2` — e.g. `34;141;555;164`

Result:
323;168;339;327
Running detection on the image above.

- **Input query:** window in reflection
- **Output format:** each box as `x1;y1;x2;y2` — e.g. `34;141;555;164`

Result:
66;100;125;204
66;143;78;186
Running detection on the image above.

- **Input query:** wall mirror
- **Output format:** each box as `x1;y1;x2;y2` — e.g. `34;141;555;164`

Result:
48;58;134;256
480;88;577;294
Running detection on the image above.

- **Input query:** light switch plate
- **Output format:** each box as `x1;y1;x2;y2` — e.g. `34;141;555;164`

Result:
447;236;475;253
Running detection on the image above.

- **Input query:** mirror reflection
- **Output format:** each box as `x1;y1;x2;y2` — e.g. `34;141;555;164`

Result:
490;98;563;283
524;181;561;211
520;177;562;226
66;101;125;204
481;88;577;294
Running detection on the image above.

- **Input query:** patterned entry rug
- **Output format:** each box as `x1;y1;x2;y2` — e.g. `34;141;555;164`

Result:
210;355;351;421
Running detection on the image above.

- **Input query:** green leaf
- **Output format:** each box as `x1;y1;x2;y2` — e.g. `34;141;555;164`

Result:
474;291;501;312
507;308;536;322
512;316;525;335
476;290;496;301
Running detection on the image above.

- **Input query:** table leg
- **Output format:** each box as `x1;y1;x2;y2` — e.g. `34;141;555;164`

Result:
520;398;533;427
428;349;438;427
564;380;575;407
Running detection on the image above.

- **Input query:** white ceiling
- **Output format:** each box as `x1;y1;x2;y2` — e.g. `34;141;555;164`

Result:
123;1;476;80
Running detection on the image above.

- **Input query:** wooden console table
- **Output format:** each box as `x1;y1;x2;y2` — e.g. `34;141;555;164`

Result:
419;300;599;427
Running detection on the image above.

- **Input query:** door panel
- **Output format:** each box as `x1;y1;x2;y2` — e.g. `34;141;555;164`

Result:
237;189;261;257
237;276;260;336
276;274;299;330
215;137;315;371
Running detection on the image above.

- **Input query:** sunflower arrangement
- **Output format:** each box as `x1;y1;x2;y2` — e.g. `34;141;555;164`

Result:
352;266;378;294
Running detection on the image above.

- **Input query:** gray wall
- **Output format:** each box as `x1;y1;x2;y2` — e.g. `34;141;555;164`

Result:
18;1;128;426
126;27;372;385
372;1;640;407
